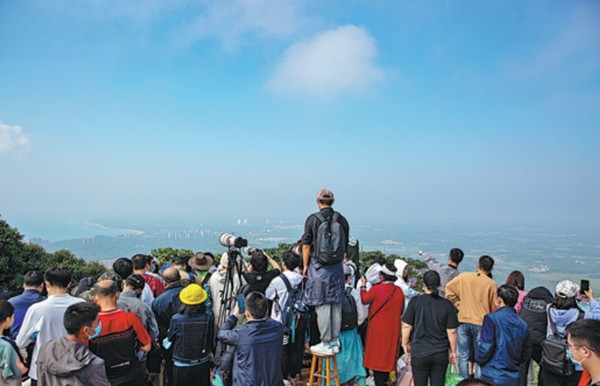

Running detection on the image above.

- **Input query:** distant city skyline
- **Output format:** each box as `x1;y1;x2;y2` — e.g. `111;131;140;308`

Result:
1;1;599;231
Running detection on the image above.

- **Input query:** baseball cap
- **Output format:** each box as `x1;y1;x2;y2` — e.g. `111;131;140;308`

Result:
317;188;334;200
556;280;579;299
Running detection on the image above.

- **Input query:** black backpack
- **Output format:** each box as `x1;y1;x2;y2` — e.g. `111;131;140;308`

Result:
341;286;358;331
541;306;584;376
278;274;308;343
314;212;346;265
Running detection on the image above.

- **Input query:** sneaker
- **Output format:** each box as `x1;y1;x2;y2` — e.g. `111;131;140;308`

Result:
310;342;334;355
327;339;340;353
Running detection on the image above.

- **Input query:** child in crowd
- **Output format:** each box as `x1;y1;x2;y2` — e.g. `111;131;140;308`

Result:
0;300;27;386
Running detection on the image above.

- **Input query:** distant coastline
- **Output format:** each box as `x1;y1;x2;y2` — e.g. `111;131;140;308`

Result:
19;218;599;292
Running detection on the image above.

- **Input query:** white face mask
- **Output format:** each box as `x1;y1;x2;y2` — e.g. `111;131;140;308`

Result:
567;348;586;367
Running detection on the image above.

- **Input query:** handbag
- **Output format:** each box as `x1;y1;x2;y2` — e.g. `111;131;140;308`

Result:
445;364;463;386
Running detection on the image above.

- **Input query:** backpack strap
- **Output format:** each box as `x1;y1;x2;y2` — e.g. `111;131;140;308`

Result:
315;212;326;223
369;286;397;322
280;273;293;293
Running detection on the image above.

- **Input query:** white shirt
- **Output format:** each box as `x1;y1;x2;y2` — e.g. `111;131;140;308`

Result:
265;270;303;323
141;283;154;305
16;293;85;380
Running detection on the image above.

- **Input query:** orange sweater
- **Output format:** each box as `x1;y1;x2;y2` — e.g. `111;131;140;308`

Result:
445;271;497;325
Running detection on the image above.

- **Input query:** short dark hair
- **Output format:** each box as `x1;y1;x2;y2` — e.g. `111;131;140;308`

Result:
505;271;525;291
24;270;44;287
478;255;494;273
245;291;268;319
91;280;120;298
64;302;100;335
318;198;334;206
174;254;192;272
44;267;72;289
498;284;519;308
131;254;148;270
113;258;133;280
0;300;15;324
449;248;464;265
282;251;300;271
567;319;600;354
250;250;268;273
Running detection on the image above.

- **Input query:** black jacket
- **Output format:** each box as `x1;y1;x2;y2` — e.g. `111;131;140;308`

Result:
519;286;553;346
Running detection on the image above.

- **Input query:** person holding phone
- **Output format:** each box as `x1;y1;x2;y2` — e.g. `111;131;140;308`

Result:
541;280;600;386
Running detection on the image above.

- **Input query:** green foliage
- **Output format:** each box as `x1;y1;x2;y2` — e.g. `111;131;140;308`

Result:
151;247;194;266
262;243;296;263
0;216;107;296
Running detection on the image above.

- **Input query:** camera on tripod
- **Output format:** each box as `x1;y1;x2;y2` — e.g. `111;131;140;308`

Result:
219;232;248;249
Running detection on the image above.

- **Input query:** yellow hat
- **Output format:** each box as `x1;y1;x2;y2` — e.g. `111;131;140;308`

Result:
179;283;207;305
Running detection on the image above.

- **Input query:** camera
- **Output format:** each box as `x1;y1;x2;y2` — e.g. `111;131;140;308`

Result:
219;232;248;249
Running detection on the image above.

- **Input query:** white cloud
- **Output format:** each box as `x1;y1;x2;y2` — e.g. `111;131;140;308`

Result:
0;122;30;154
180;0;312;50
266;25;386;97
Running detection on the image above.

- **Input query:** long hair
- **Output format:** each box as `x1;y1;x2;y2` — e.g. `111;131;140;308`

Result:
179;303;206;317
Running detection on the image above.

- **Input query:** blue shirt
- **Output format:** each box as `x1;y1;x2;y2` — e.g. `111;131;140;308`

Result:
8;289;44;338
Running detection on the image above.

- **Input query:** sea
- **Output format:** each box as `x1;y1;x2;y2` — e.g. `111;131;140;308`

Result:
14;217;600;293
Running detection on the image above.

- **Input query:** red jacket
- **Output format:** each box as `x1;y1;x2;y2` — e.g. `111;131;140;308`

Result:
361;282;405;371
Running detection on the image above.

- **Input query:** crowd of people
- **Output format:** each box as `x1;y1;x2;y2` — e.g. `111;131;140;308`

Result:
1;189;599;386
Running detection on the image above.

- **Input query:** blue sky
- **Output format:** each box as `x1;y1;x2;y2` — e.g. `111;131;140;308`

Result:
1;0;599;235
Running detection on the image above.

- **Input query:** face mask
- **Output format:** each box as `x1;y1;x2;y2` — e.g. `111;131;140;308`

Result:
86;322;102;339
566;348;585;367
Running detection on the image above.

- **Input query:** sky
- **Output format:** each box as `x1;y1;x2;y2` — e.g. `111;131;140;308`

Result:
1;0;599;237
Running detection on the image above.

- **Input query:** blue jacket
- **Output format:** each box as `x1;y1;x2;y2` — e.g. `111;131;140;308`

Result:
475;307;531;386
217;315;284;386
151;284;183;340
169;313;213;365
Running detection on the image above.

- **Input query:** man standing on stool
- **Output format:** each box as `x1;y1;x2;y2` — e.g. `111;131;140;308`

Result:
302;188;350;355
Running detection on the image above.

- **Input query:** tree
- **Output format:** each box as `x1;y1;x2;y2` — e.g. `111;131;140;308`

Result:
151;247;194;266
0;216;107;296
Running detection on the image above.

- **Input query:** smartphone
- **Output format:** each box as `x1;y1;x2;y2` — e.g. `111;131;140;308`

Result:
581;279;590;293
237;293;246;313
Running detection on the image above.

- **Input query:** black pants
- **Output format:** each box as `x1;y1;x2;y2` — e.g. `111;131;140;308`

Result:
282;316;308;379
541;368;581;386
373;370;389;386
173;362;210;386
411;351;448;386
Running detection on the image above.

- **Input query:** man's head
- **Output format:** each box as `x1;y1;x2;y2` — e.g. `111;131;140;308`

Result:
497;284;519;308
449;248;464;266
249;250;268;273
44;267;72;291
64;302;101;341
567;319;600;371
113;258;133;280
162;267;181;288
91;280;120;309
245;291;268;320
282;251;300;272
316;188;334;208
478;255;494;273
23;270;44;291
131;254;149;271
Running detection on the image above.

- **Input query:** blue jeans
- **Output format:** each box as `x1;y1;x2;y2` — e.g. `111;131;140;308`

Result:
457;323;481;379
